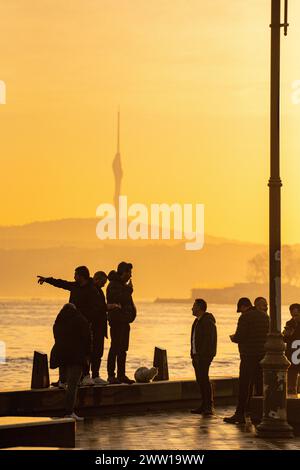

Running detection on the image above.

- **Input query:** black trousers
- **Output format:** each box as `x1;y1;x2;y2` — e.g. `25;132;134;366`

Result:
107;324;130;378
83;326;105;378
60;364;82;414
236;354;264;415
192;356;213;410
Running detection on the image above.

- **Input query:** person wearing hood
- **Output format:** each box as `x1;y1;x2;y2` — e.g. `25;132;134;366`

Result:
224;297;269;424
38;266;102;386
50;303;91;421
106;261;137;384
190;298;217;416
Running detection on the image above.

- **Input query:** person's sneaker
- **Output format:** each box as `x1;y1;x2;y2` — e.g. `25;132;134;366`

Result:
65;412;84;422
93;376;108;386
223;414;246;424
117;375;135;385
191;407;204;414
107;376;122;385
80;375;94;386
58;381;67;390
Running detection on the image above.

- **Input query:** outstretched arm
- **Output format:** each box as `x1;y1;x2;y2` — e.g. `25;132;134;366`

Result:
37;276;74;291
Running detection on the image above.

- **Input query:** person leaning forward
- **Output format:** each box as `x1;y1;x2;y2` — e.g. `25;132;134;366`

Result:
50;303;91;421
224;297;269;424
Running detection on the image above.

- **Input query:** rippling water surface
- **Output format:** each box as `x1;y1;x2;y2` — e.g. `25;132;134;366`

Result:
0;300;291;391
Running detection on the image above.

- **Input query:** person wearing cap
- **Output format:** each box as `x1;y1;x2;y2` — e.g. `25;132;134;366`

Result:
224;297;269;424
106;261;137;384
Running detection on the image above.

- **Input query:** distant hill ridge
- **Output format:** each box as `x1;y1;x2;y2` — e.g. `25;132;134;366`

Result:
0;217;261;249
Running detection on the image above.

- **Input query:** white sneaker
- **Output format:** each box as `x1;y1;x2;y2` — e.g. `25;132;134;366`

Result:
65;412;84;422
80;375;94;386
58;381;67;390
93;376;108;386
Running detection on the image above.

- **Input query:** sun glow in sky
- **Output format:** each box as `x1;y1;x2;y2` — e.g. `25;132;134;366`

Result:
0;0;300;244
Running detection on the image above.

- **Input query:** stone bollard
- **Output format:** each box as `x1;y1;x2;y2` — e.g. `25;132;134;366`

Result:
31;351;50;389
153;346;169;381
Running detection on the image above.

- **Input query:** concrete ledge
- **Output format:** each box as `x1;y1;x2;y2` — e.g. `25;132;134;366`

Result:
0;416;75;448
0;377;238;417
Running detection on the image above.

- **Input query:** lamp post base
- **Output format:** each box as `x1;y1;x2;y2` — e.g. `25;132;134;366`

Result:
256;333;293;438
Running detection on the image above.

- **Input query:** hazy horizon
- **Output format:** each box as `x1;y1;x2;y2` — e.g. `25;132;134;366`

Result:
1;0;300;245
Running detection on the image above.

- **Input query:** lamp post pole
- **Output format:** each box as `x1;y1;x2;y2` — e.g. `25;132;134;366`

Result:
256;0;293;438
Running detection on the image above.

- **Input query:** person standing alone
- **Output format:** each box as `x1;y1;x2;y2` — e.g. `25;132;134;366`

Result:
190;299;217;416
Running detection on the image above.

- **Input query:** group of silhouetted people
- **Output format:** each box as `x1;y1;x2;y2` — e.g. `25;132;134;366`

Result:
37;264;300;422
190;296;300;423
38;262;136;420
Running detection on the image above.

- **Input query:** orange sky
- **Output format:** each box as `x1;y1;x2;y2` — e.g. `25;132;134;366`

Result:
0;0;300;244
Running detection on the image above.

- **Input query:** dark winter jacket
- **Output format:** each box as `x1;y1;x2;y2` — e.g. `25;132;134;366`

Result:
106;271;137;326
231;307;269;356
44;277;101;324
93;285;108;339
50;303;91;368
283;318;300;370
190;312;217;360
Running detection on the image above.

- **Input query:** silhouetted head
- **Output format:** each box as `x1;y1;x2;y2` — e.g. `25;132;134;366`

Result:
93;271;108;288
192;298;207;317
237;297;252;313
56;303;78;323
289;303;300;319
117;262;133;283
74;266;90;285
254;297;268;314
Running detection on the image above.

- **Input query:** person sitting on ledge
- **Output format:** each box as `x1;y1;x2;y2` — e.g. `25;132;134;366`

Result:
50;303;91;421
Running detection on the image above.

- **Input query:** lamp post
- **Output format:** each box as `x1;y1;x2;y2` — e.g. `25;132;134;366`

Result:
256;0;293;438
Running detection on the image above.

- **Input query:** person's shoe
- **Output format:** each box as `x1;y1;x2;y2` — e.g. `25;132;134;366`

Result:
65;412;84;422
58;381;67;390
191;407;204;414
107;376;122;385
117;375;135;385
93;376;108;386
223;413;246;424
80;375;94;386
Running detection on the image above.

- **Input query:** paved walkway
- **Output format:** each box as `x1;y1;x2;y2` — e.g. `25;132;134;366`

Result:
76;406;300;450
